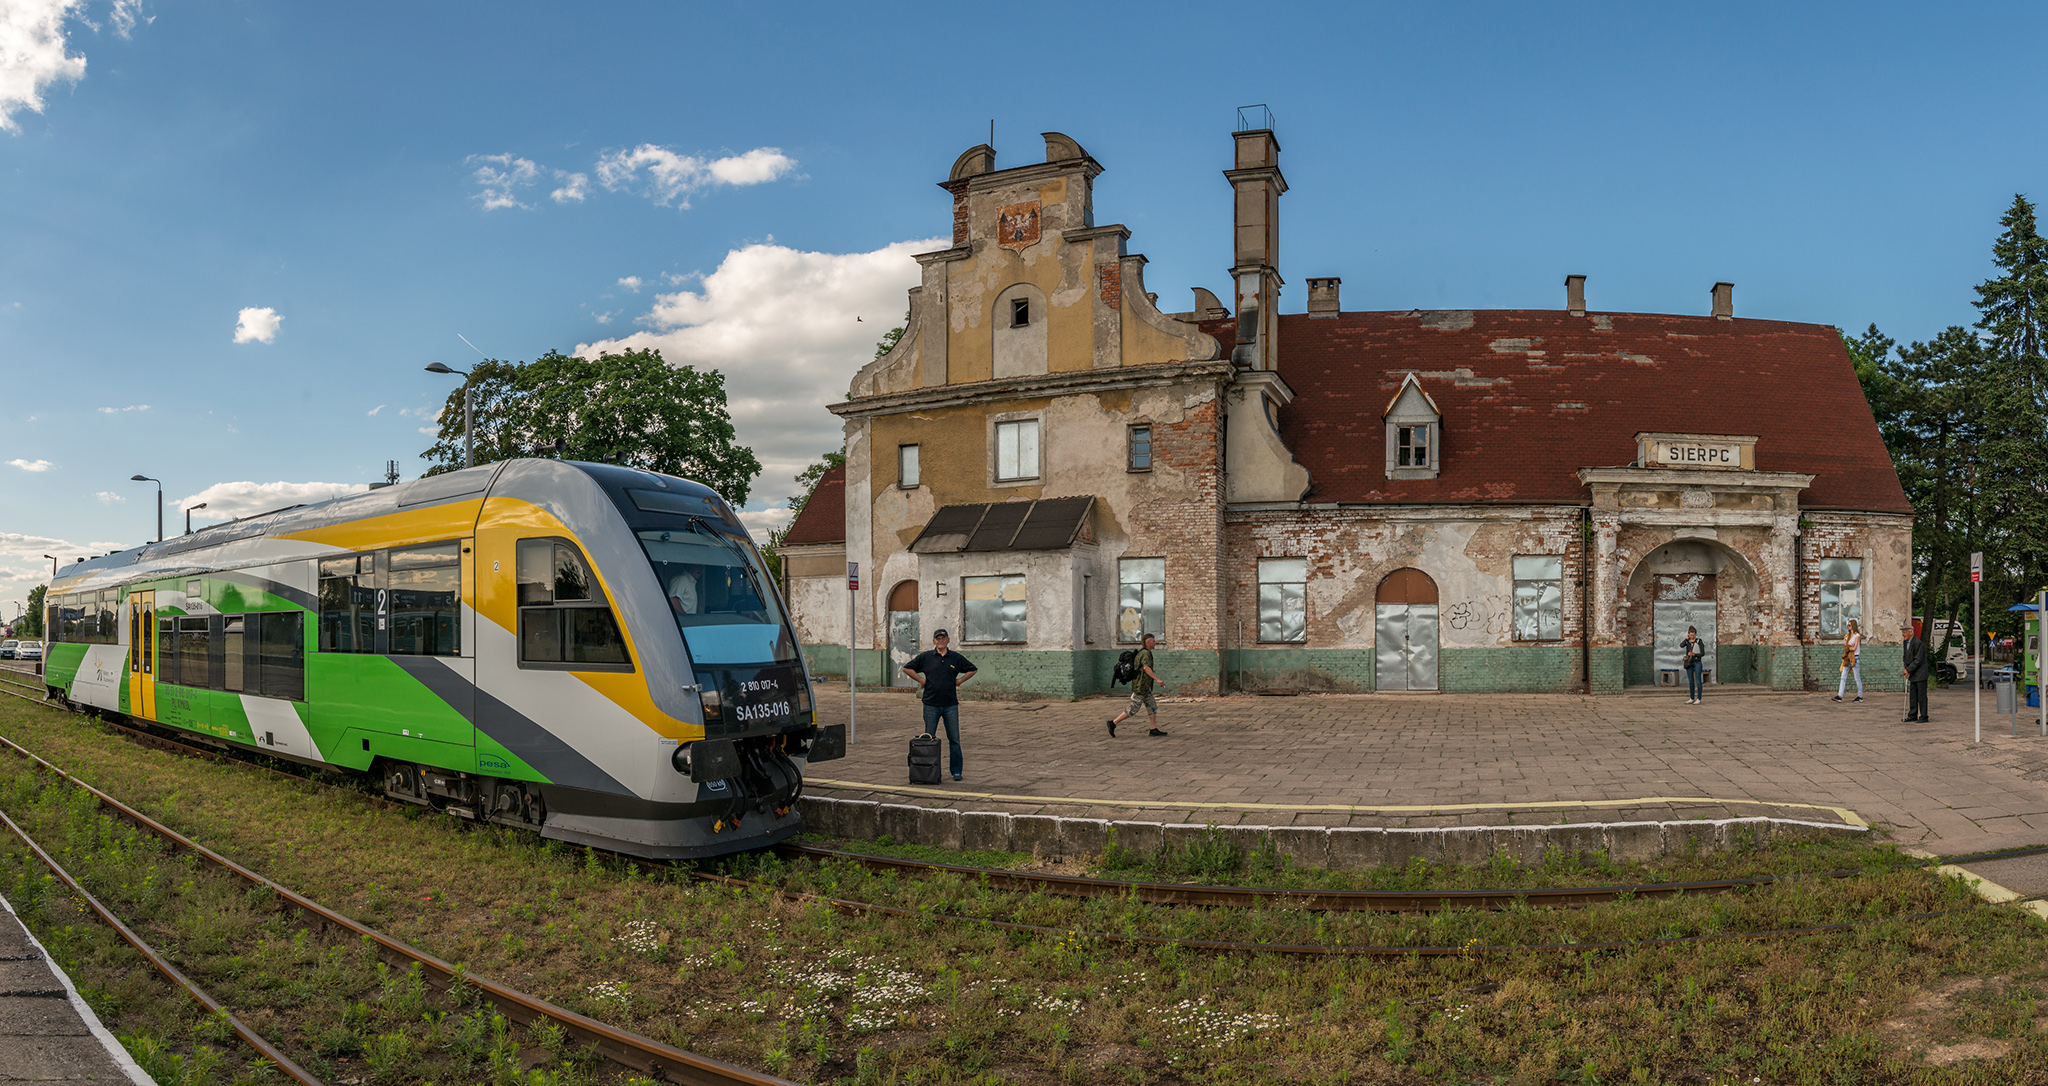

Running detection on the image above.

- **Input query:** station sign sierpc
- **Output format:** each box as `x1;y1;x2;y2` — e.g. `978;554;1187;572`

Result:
1636;432;1758;472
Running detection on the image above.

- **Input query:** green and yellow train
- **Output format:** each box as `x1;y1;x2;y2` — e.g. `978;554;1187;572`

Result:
38;459;841;857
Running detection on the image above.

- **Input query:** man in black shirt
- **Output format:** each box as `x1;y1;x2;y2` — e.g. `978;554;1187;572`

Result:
902;629;977;781
1902;622;1930;723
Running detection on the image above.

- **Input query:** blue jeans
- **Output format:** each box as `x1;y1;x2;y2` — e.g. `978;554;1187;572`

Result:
922;703;963;777
1837;662;1863;698
1685;663;1704;700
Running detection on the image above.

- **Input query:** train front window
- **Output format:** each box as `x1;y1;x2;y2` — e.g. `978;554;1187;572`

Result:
636;525;797;666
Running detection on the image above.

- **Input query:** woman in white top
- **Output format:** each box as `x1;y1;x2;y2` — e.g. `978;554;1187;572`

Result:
1834;619;1863;701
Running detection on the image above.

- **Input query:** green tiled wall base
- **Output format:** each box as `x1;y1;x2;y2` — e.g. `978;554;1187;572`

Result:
1811;644;1906;693
1438;647;1578;692
1226;649;1375;693
802;644;1221;700
1590;646;1625;694
1624;646;1656;687
1717;644;1757;684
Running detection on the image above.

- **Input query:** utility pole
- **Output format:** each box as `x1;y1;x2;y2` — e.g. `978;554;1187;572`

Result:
847;561;859;745
1971;552;1982;744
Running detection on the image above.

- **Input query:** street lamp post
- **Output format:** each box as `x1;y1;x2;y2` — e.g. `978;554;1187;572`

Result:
424;362;474;469
185;502;208;535
42;555;56;580
130;475;162;543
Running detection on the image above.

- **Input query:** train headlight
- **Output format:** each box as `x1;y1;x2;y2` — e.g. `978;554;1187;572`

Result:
672;743;694;776
794;682;813;715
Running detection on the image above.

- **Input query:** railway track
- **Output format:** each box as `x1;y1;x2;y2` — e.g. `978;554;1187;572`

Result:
8;665;2038;919
0;704;796;1086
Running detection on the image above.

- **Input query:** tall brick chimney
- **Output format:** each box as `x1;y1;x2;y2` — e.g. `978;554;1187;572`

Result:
1711;281;1733;320
1565;274;1586;317
1306;277;1340;318
1226;117;1286;370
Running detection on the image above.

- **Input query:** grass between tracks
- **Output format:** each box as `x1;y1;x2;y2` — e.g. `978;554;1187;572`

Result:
0;700;2047;1085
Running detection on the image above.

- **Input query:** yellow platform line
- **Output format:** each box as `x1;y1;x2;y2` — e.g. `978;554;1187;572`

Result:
802;778;1870;829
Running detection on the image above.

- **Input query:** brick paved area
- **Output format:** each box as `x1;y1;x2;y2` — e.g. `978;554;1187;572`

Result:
809;681;2048;857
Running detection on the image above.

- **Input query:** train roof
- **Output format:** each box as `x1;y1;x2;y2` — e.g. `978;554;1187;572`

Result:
50;460;730;592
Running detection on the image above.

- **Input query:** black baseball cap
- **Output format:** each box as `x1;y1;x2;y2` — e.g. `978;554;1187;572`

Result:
933;629;950;638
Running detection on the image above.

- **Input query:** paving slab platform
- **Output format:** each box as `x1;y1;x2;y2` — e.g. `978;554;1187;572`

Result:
804;681;2048;860
0;895;149;1084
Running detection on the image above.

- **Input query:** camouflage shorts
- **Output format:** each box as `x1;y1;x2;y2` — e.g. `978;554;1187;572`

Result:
1126;690;1158;715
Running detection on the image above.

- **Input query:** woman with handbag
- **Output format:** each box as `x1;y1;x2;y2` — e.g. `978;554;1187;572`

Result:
1680;625;1706;705
1834;619;1864;702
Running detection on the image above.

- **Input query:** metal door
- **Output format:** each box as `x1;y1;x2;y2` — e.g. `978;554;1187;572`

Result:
888;610;920;686
1375;603;1440;691
1652;601;1717;683
130;591;156;720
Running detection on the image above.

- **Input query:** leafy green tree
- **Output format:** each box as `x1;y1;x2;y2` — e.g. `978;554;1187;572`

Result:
1973;195;2048;598
419;348;761;505
18;585;45;639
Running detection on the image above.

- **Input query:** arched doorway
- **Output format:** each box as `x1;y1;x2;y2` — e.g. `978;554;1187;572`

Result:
1622;539;1761;686
887;580;920;686
1376;569;1439;691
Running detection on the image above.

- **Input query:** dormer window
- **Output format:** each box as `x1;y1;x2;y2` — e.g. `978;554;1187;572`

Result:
1397;425;1428;467
1011;298;1031;327
1384;374;1442;480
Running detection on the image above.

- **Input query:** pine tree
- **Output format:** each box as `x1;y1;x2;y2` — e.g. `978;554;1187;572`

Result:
1972;195;2048;593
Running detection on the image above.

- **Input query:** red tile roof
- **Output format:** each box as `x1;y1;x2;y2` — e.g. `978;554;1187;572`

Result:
1205;310;1910;514
781;462;846;545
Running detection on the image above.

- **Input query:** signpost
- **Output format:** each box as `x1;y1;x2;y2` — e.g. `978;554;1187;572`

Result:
847;562;860;745
1971;552;1982;744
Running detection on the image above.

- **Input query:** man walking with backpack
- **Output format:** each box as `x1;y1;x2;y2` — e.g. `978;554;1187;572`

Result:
1107;633;1168;737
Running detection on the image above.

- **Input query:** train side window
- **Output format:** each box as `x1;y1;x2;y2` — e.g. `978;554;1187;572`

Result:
318;554;377;653
387;543;461;657
250;612;305;701
157;617;177;684
222;616;245;692
174;617;208;687
517;537;630;670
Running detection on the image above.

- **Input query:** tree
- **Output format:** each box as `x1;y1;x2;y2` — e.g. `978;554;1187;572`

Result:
18;585;45;639
1973;195;2048;597
419;348;762;505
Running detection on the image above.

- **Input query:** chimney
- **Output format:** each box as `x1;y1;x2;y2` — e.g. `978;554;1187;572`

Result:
1711;281;1733;320
1565;274;1586;317
1226;114;1286;370
1306;277;1340;318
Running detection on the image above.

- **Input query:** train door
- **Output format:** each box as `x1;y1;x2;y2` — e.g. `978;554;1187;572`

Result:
130;590;156;720
887;580;919;686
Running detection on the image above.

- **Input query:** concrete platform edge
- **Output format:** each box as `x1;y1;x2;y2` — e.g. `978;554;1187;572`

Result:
0;892;153;1085
799;795;1866;867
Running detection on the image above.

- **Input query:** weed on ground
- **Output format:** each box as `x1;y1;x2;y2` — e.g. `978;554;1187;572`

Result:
1;700;2047;1083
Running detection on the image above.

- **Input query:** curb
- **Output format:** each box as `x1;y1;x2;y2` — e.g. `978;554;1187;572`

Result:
796;795;1865;868
1905;849;2048;922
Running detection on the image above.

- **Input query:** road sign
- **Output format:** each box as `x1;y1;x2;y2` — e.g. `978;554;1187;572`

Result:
847;562;859;591
1970;552;1983;583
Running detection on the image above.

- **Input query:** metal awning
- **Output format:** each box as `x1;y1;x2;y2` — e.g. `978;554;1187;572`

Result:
909;497;1096;553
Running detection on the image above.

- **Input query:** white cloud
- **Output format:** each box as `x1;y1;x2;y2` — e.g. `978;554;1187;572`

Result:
233;306;282;344
735;506;794;544
0;530;127;618
593;144;796;208
0;0;86;134
550;170;588;203
94;490;122;502
593;310;616;325
616;276;642;293
97;403;148;413
466;152;540;210
6;458;52;472
367;404;385;416
170;480;370;521
577;236;941;507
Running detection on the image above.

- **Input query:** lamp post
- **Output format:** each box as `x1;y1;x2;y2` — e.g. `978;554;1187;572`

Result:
424;362;473;469
42;555;56;580
185;502;208;535
130;475;162;543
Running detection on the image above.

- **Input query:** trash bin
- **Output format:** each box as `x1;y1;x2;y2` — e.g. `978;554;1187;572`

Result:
2030;684;2042;709
1998;679;2017;715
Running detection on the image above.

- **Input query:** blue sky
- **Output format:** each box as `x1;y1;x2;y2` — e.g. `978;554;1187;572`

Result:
4;0;2046;622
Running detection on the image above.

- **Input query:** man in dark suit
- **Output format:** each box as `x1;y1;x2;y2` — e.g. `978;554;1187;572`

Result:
1902;622;1930;723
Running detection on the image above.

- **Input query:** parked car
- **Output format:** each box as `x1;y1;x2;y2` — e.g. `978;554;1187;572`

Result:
14;642;41;661
0;640;16;659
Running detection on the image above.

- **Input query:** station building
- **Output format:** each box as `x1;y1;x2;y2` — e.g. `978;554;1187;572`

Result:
778;125;1913;697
